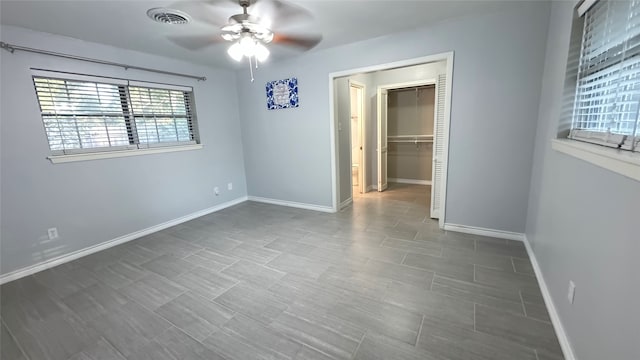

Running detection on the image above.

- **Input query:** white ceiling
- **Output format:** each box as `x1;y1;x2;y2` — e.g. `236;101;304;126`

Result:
0;0;528;69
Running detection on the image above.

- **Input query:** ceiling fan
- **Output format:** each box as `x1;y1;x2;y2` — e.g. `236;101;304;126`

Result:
168;0;322;79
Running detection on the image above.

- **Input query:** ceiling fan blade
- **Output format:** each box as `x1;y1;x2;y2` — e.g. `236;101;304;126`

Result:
168;34;224;51
170;1;235;27
272;33;322;50
252;0;313;28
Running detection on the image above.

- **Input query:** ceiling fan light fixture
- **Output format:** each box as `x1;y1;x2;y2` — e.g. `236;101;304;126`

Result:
227;42;244;61
255;42;269;62
239;36;257;57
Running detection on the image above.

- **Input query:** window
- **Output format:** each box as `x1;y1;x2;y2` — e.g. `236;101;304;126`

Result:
567;0;640;152
32;70;199;156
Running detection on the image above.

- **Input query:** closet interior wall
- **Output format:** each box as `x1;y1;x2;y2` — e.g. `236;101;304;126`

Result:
387;85;435;184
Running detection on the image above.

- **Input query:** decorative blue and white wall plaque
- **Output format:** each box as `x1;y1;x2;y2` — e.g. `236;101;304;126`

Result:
266;77;299;110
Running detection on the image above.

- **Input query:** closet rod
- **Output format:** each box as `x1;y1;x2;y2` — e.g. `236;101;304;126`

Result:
0;41;207;81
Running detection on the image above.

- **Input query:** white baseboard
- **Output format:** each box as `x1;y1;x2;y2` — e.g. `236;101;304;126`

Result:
388;178;432;186
523;235;576;360
248;196;335;213
367;185;377;192
443;223;525;241
0;196;248;285
339;198;353;209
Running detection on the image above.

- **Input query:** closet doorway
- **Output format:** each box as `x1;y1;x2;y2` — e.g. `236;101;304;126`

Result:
329;52;453;228
350;80;366;195
377;77;446;219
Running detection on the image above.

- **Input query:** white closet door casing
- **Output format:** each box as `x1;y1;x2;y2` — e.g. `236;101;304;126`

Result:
378;89;389;191
431;74;446;218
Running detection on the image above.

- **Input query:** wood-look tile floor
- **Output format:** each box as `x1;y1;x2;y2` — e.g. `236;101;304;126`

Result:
0;183;564;360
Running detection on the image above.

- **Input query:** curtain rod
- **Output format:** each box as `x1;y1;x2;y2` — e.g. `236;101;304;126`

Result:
0;41;206;82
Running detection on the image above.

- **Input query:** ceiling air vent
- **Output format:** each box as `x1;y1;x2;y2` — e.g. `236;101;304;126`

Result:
147;8;191;25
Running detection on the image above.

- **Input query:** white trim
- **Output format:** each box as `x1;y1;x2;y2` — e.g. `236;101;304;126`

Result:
248;196;335;213
378;79;436;91
340;198;353;209
0;196;248;285
367;185;377;192
328;51;455;213
443;223;525;242
439;56;454;230
48;144;203;164
577;0;597;17
551;139;640;182
389;178;432;186
329;53;454;79
329;77;338;211
523;236;577;360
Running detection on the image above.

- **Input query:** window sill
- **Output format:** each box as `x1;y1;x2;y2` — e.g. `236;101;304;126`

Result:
47;144;204;164
551;139;640;182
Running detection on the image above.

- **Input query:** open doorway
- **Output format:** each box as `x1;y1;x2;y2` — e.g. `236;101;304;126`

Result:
350;80;366;196
377;78;445;220
329;53;453;228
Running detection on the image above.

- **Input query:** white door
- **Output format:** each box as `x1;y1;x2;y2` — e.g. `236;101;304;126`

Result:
430;74;446;218
377;88;388;192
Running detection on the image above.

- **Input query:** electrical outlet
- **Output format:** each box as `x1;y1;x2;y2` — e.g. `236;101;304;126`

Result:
47;227;58;240
567;281;576;304
214;187;220;196
228;182;233;190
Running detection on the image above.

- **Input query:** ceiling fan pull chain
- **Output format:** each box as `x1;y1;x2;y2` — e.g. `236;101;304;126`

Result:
249;56;255;82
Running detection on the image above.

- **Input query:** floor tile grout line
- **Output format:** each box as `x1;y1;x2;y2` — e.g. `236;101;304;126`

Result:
1;317;30;360
400;252;409;265
415;314;426;347
473;303;477;331
519;290;528;317
473;264;476;282
99;334;129;360
350;330;368;360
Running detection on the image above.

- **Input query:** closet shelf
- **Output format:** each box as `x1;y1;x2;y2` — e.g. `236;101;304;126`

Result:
387;135;433;143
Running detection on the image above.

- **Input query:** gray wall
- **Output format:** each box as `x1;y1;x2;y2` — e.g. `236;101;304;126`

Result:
388;143;433;182
0;26;248;275
387;87;434;137
526;2;640;359
238;2;549;233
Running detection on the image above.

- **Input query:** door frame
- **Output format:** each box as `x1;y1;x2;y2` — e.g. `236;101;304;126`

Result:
328;51;453;230
349;80;366;195
377;79;436;192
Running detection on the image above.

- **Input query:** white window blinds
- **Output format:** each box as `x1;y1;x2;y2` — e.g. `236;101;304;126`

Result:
570;0;640;151
33;72;198;155
128;86;195;146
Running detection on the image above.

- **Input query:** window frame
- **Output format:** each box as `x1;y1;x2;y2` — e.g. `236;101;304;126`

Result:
31;69;203;163
568;0;640;151
555;0;640;182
